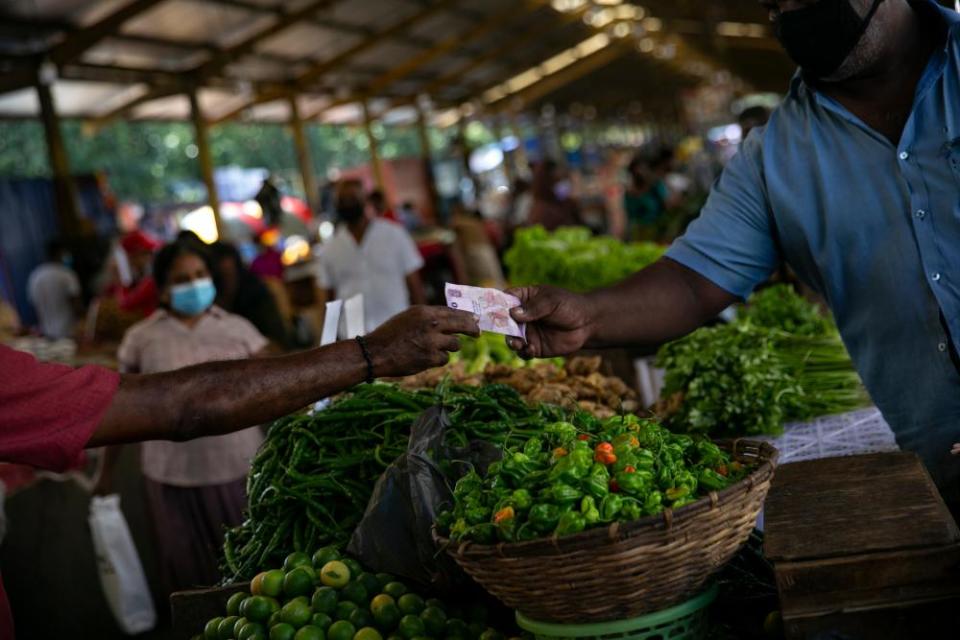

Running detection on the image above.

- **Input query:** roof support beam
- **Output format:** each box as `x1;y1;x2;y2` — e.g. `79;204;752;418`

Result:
50;0;167;65
288;95;319;213
189;89;224;240
36;79;82;239
362;99;385;193
210;0;460;124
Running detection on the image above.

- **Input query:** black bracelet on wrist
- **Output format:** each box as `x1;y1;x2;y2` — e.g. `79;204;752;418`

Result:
354;335;375;384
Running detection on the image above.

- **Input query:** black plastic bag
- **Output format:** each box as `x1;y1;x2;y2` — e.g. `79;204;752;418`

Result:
347;406;500;589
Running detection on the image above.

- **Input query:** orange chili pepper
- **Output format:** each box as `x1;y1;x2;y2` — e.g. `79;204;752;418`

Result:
553;447;568;458
493;506;515;524
630;436;640;448
595;442;614;454
716;464;728;477
594;450;617;465
624;465;636;473
577;434;590;441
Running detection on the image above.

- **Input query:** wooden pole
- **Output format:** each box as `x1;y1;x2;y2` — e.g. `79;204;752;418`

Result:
288;95;319;215
362;99;385;193
188;90;223;239
492;117;515;185
36;80;82;239
414;102;439;222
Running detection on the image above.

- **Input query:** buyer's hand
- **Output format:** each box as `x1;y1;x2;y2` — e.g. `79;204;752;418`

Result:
505;285;596;359
365;305;479;378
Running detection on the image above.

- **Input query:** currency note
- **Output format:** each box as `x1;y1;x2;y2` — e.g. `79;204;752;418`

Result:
445;283;526;339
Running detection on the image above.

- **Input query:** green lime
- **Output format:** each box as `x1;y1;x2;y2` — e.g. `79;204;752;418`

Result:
311;613;334;631
354;628;383;640
348;608;372;629
312;587;339;614
281;597;313;628
268;611;282;628
397;594;424;616
478;629;503;640
341;558;363;578
341;581;368;606
312;546;341;569
420;606;446;636
335;601;359;621
328;620;357;640
375;573;394;590
444;618;468;640
243;596;274;624
238;623;267;640
218;615;239;640
251;572;266;596
205;617;223;640
372;603;400;632
285;567;317;598
284;551;314;573
424;599;445;613
261;569;286;598
466;622;485;640
397;615;425;640
321;561;351;588
356;573;381;596
270;623;296;640
382;582;407;600
227;592;249;617
370;594;395;612
294;625;325;640
234;617;250;637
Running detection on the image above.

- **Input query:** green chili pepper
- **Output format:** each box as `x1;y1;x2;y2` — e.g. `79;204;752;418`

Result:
543;483;582;505
697;468;726;491
642;490;663;515
665;486;691;502
695;440;726;467
600;494;623;521
528;503;561;533
583;472;610;499
555;511;586;536
620;499;642;521
523;437;543;458
615;469;653;495
580;496;600;524
510;488;533;511
545;421;577;444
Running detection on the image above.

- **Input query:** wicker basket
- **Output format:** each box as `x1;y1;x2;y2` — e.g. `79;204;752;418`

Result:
435;439;778;624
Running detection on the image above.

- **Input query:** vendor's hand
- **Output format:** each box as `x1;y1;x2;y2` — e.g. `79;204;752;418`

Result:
506;285;596;359
366;305;479;378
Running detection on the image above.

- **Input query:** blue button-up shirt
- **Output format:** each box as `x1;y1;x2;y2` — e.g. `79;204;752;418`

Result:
667;1;960;500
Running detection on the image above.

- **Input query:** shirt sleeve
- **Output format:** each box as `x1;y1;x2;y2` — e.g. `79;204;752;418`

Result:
66;270;80;297
665;134;778;299
395;226;425;275
314;252;333;290
0;345;120;471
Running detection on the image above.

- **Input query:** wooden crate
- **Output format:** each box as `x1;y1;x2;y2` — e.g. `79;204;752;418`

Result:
764;452;960;639
170;583;246;638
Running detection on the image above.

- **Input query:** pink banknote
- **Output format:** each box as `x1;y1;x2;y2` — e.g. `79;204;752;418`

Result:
445;283;526;339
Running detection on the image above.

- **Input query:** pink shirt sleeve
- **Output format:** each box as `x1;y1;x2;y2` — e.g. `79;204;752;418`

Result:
0;345;120;471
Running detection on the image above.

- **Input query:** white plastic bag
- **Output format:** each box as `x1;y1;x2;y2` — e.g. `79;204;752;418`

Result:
88;495;157;634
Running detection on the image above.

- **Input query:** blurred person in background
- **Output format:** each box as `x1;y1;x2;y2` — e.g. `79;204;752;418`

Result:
26;240;82;340
254;175;284;228
95;240;269;594
210;241;290;349
317;181;426;332
368;188;398;223
738;105;772;140
0;292;21;341
529;160;580;231
250;228;285;281
398;200;423;231
115;230;161;318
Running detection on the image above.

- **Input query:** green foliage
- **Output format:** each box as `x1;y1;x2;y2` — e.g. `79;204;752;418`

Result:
504;226;665;292
739;284;833;337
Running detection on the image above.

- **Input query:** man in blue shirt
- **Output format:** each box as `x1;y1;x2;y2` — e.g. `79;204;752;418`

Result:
508;0;960;505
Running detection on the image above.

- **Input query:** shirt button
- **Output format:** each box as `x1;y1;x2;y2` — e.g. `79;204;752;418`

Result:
939;342;948;352
932;272;942;282
916;209;926;219
899;151;910;160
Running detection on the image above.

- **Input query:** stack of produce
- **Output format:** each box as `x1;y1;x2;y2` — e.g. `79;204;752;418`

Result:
656;285;869;437
400;354;637;418
200;547;512;640
222;383;570;582
437;413;748;544
504;226;664;292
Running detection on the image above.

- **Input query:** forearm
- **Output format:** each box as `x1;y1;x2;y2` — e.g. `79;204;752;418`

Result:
583;258;736;350
91;340;367;446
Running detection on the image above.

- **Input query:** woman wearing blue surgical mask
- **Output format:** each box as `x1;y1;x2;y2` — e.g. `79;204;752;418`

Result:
94;240;270;595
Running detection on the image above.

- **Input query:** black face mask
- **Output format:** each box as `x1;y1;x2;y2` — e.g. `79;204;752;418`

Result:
337;201;364;224
775;0;885;79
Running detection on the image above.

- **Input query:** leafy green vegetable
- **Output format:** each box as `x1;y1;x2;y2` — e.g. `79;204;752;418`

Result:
504;226;664;292
656;286;869;437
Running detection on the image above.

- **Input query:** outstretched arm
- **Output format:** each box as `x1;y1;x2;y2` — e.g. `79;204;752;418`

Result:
89;306;478;446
